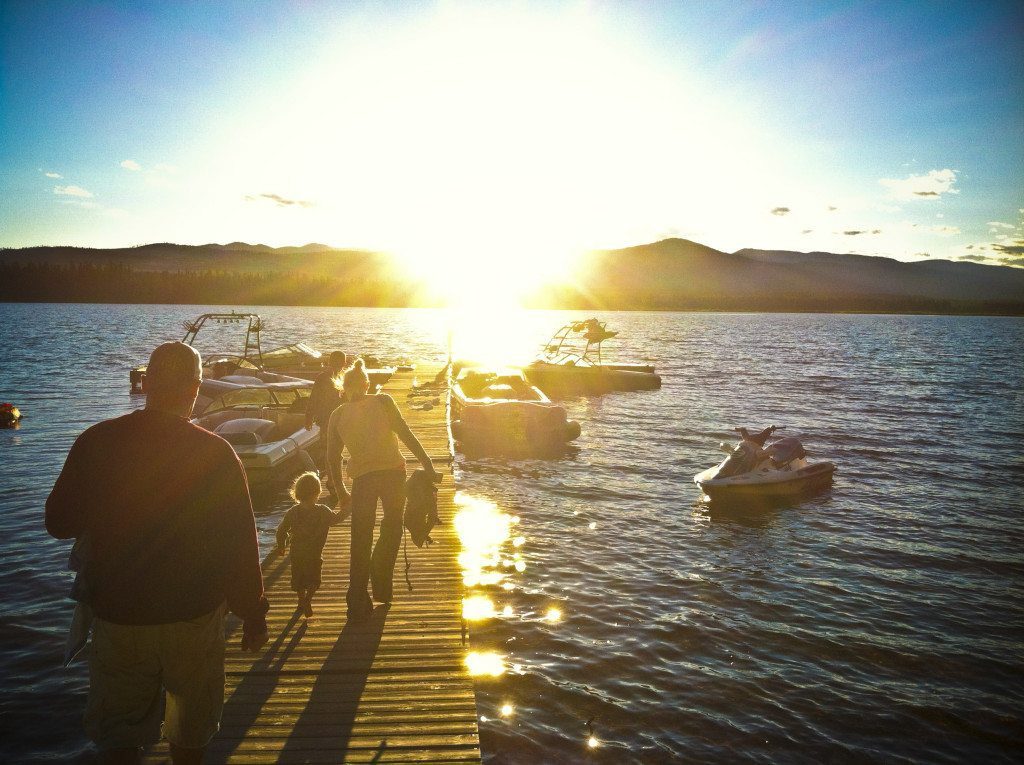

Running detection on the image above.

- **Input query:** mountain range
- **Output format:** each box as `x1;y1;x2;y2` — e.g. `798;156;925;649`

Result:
2;238;1022;313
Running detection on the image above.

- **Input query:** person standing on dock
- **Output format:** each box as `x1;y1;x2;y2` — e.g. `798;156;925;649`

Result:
305;350;347;430
326;358;440;619
45;341;270;765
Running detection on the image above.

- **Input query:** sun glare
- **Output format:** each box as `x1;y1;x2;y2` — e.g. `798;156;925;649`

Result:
200;3;777;293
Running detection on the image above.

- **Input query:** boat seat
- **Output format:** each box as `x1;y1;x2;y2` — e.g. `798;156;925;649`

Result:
215;418;276;445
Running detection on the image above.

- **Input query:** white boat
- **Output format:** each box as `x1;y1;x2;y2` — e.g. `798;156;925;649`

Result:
130;312;397;391
191;382;319;489
523;319;661;396
694;426;835;502
450;366;581;456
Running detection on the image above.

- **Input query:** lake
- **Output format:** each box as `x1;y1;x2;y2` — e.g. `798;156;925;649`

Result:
1;304;1022;763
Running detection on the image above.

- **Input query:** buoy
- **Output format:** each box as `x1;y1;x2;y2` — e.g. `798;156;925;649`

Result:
1;403;23;428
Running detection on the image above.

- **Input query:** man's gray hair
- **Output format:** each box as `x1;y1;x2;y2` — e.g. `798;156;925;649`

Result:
146;342;202;393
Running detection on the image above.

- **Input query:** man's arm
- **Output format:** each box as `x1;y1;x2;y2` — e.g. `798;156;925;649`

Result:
325;408;351;509
218;448;269;651
45;429;92;539
304;376;322;430
382;395;438;476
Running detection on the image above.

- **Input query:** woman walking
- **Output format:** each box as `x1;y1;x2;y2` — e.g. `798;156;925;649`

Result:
326;358;439;619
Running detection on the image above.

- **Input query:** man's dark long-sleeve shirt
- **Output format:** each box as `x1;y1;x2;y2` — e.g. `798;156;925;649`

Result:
46;409;268;633
308;370;343;427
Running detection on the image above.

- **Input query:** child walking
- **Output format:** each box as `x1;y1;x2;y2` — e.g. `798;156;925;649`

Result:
276;472;344;617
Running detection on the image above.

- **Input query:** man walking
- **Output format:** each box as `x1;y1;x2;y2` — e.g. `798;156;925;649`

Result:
46;342;269;764
304;350;347;431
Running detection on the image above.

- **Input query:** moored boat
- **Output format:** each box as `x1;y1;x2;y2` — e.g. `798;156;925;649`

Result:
130;312;396;392
450;367;580;456
191;381;320;490
523;319;660;396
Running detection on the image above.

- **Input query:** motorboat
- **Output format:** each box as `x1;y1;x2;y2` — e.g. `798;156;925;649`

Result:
130;312;396;392
450;366;581;456
523;319;661;397
191;381;320;489
694;426;835;502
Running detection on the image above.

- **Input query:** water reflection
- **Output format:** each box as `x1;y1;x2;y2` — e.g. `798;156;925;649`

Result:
465;650;507;677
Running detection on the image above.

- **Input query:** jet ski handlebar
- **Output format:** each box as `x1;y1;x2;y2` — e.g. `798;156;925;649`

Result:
734;425;785;446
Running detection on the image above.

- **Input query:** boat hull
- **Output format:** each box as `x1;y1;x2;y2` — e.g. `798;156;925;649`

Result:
523;363;661;396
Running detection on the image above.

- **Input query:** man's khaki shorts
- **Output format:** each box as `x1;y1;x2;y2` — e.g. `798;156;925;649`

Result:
85;605;226;751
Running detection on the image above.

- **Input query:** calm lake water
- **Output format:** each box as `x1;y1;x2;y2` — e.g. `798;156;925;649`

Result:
1;304;1022;763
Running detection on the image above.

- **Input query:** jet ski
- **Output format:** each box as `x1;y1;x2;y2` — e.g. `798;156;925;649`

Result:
694;426;835;501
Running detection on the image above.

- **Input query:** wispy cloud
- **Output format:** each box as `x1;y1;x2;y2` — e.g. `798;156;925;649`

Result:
929;225;961;236
992;241;1024;257
842;229;881;236
120;159;142;171
54;185;93;198
245;193;314;208
770;206;790;216
40;169;63;179
988;221;1014;232
879;169;958;201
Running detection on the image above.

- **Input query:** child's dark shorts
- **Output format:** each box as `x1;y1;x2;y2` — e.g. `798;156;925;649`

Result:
290;552;324;592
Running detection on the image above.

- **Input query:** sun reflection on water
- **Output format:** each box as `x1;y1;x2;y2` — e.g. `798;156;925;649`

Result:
465;650;507;677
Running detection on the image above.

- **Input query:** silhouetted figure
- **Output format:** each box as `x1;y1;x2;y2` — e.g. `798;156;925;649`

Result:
46;342;269;765
305;351;347;430
326;358;439;619
275;471;344;617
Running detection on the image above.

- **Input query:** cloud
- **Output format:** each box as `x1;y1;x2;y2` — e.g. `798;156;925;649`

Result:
841;229;881;236
801;229;813;234
245;193;314;208
41;170;63;178
930;225;961;236
959;254;994;263
54;185;93;198
120;159;142;171
987;221;1014;230
914;252;931;258
879;169;958;201
827;206;837;212
843;230;867;236
991;242;1024;257
770;206;790;216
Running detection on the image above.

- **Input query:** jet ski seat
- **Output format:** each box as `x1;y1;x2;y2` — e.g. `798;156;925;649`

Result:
767;437;806;466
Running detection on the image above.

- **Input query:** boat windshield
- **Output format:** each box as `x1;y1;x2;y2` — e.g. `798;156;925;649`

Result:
538;351;595;368
201;386;309;415
263;343;321;361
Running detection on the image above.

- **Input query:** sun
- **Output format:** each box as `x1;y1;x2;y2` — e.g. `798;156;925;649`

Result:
206;3;777;285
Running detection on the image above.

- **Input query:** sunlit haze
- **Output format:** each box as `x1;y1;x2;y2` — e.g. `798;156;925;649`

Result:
2;1;1022;284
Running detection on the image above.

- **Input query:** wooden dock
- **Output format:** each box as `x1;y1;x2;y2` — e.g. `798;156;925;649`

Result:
146;366;481;763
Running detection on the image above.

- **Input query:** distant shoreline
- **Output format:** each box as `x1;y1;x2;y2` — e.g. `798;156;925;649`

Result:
3;239;1022;316
2;299;1021;318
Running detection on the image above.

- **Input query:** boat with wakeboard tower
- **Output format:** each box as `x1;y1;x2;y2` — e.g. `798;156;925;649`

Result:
694;425;836;502
129;312;397;393
522;318;661;396
450;365;581;456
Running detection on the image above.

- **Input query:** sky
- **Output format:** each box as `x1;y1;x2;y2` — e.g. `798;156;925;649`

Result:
1;0;1022;272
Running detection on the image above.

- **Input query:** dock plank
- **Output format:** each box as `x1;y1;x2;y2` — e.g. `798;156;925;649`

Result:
145;367;480;764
